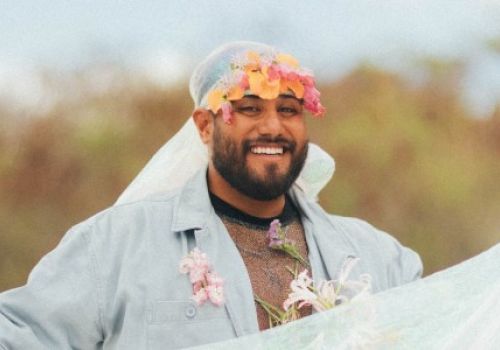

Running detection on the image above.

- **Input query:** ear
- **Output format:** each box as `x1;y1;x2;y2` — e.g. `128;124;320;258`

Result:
192;108;214;144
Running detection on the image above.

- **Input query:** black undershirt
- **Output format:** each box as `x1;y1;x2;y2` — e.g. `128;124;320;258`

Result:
209;192;299;229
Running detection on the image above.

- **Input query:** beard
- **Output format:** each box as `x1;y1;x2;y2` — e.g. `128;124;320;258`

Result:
212;125;308;201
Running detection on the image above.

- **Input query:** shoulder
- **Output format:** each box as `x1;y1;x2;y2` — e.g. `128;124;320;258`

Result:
326;214;404;252
302;200;397;249
63;190;183;255
329;214;423;286
301;198;423;288
82;190;180;230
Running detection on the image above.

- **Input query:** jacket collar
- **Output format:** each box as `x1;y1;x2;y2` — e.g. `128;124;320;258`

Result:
170;168;309;233
289;187;358;281
171;168;213;232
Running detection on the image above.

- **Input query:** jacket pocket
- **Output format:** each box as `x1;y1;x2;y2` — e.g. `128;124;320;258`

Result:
147;300;236;349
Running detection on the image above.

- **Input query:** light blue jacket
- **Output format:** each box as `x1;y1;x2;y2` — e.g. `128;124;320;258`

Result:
0;170;422;349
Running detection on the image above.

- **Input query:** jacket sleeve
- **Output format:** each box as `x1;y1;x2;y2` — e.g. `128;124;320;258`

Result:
333;215;423;290
369;222;423;287
0;224;103;349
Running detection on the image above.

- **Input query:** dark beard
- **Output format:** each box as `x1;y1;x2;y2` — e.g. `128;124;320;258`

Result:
212;126;308;201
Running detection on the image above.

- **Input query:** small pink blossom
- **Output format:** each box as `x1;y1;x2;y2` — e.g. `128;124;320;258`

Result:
206;284;225;306
221;102;233;124
286;71;300;82
266;64;281;81
266;219;309;267
192;287;209;305
276;63;292;76
301;75;315;87
179;248;225;307
303;86;326;117
267;219;284;248
179;247;210;283
238;73;250;90
206;271;224;287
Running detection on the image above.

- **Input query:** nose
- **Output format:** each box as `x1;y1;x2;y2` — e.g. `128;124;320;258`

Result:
257;108;282;136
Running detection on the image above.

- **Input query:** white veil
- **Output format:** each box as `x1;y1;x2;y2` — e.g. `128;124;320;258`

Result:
189;243;500;349
116;42;335;205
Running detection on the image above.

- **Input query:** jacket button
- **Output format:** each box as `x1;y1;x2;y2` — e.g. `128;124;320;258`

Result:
185;305;197;319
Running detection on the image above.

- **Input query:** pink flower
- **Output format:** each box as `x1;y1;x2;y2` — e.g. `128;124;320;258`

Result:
179;248;225;307
179;247;210;283
266;64;281;81
221;102;233;124
192;287;209;305
238;73;250;90
206;271;224;287
301;75;315;87
267;219;310;267
267;219;283;248
179;257;194;274
286;71;300;82
206;284;224;306
303;86;326;117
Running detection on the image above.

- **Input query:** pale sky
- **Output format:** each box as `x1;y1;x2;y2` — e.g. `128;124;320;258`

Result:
1;0;500;114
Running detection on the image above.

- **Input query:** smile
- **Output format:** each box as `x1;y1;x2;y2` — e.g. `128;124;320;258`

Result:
250;146;284;155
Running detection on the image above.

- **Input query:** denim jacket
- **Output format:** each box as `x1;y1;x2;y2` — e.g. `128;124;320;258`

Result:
0;170;422;349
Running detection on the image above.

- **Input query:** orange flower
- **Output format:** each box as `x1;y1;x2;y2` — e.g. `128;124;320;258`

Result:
246;51;260;65
280;79;305;99
248;70;265;95
259;79;280;99
207;89;224;113
276;53;299;68
226;85;244;101
248;70;279;99
244;51;261;72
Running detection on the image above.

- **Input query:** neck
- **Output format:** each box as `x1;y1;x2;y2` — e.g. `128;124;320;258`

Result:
207;165;285;218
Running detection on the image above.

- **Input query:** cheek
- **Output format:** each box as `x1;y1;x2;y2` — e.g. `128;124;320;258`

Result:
288;120;308;143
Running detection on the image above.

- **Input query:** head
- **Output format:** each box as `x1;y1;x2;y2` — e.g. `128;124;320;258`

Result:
191;42;325;201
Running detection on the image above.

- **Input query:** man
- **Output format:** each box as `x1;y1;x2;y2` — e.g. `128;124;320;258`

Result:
0;41;422;349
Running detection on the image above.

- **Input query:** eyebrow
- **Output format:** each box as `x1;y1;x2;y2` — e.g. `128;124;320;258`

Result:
241;94;303;103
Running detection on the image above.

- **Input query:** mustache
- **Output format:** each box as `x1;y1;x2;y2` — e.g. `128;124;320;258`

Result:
242;136;297;153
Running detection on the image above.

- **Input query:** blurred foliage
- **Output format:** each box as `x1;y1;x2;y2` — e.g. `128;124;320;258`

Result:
1;63;499;291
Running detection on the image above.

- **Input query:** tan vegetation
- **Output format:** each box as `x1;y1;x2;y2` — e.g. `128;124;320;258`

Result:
1;64;499;291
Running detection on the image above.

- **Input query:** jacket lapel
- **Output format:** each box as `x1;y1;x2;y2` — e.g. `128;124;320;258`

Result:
171;169;259;336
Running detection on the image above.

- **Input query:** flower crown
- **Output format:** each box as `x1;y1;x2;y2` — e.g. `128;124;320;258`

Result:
206;50;326;123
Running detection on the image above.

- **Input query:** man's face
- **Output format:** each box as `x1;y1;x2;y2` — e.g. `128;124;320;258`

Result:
210;95;308;201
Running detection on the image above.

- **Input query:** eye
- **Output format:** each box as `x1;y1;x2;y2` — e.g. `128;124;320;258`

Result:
236;105;261;116
279;106;302;117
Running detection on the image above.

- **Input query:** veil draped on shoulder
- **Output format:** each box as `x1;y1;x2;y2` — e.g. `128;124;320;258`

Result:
191;243;500;349
116;41;336;205
115;41;500;349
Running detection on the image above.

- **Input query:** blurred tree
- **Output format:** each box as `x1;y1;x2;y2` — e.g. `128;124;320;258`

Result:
1;61;499;290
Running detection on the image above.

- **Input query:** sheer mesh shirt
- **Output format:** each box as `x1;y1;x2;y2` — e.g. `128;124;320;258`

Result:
210;193;312;330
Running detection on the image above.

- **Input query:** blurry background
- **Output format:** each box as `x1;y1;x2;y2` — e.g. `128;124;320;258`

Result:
1;0;500;291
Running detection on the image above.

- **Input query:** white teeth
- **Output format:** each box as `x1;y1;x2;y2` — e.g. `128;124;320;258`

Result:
251;147;284;155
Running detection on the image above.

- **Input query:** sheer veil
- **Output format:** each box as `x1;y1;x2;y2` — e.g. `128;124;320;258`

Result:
114;41;500;348
190;243;500;349
116;42;335;205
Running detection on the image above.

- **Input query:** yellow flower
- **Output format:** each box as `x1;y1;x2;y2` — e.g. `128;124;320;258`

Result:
246;51;260;65
276;53;299;68
280;79;305;99
227;85;244;101
259;79;280;99
248;70;265;95
207;89;225;113
248;70;279;100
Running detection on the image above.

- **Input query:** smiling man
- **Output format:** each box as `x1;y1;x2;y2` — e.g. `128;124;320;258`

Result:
198;94;308;215
0;42;422;349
